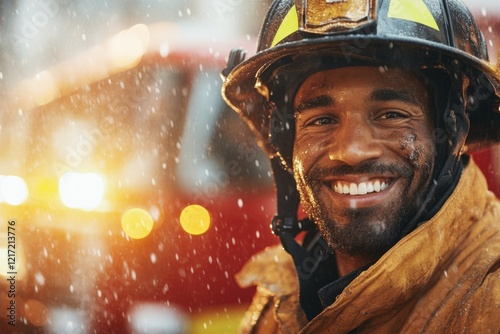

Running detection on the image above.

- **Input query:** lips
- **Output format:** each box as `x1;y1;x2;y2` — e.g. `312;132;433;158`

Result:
331;179;389;196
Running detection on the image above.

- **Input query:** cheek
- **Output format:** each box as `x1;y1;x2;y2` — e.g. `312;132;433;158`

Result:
292;151;314;192
292;155;317;209
292;155;305;180
293;136;329;169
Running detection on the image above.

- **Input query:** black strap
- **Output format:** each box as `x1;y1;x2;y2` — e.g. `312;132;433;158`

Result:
271;156;337;319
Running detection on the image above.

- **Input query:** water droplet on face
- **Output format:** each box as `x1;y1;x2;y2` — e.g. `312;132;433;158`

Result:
372;221;387;235
400;134;421;166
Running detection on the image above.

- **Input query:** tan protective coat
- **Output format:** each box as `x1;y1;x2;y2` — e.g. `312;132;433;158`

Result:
237;159;500;333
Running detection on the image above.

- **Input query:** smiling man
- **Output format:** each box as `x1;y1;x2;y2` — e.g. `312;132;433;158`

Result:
222;0;500;333
293;67;435;263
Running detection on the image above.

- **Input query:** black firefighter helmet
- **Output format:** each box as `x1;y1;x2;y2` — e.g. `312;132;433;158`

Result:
222;0;500;239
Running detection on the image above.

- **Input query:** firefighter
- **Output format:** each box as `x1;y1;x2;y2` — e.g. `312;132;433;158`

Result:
222;0;500;333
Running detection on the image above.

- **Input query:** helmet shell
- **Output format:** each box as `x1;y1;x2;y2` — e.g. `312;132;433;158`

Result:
222;0;500;157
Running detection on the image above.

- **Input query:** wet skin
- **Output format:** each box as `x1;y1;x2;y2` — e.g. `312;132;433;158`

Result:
292;66;436;274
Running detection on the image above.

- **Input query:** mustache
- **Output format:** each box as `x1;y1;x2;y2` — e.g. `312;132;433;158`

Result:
308;160;413;179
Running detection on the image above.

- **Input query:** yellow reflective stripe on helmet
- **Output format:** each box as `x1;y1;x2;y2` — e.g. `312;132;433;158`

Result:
271;5;299;47
388;0;439;31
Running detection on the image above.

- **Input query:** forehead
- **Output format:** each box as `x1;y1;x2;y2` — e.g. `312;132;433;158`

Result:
294;66;429;101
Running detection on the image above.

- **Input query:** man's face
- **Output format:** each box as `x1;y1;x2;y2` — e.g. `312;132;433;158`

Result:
293;66;436;256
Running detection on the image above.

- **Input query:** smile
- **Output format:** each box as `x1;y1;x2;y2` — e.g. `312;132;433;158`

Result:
331;179;389;196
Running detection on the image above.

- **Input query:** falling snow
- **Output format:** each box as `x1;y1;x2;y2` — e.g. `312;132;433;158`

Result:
34;272;45;286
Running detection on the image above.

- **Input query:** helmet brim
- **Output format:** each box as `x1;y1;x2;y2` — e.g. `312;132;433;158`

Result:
222;35;500;155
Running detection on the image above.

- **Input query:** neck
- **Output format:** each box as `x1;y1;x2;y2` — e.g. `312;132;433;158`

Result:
335;250;379;277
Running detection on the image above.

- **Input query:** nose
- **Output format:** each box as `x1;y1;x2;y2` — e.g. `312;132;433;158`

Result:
328;118;384;165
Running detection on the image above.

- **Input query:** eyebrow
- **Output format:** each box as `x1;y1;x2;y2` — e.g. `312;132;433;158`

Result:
294;95;334;113
294;88;425;113
370;89;426;110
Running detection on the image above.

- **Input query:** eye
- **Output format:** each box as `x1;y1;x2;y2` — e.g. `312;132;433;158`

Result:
306;115;337;126
377;110;409;120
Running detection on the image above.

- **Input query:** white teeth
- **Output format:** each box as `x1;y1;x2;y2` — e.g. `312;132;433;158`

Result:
333;180;389;195
350;183;358;195
358;182;367;195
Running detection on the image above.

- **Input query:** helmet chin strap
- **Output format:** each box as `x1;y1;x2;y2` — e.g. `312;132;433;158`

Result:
270;156;314;241
271;156;340;319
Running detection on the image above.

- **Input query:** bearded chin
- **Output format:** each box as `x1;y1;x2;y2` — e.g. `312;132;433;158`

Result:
303;188;419;257
294;156;433;257
314;206;407;256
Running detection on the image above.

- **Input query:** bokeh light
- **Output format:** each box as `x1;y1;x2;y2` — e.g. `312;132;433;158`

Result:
108;23;150;70
59;172;105;210
180;204;211;235
121;208;154;239
0;175;29;206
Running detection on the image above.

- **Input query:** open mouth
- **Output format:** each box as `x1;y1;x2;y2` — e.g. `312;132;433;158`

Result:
330;179;391;196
